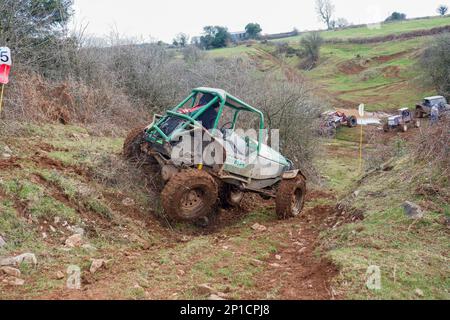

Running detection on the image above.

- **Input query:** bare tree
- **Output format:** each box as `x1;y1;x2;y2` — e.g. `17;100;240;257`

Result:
437;4;448;16
336;18;350;29
173;33;189;47
315;0;335;30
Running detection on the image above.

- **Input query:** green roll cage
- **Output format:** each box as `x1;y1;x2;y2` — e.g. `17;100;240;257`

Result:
146;88;265;153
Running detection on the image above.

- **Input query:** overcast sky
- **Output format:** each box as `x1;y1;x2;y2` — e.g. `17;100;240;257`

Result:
73;0;449;42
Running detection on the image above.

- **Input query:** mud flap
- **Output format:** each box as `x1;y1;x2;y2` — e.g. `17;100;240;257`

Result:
282;169;302;180
282;169;307;182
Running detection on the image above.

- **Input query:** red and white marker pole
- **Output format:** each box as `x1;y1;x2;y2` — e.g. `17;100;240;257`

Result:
0;47;12;116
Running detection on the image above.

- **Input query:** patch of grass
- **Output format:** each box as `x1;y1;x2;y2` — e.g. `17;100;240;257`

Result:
242;207;277;224
29;196;78;223
335;127;364;143
323;154;450;299
85;198;113;220
316;143;360;195
0;179;79;224
48;151;81;166
326;208;449;299
207;45;257;58
125;286;147;300
39;170;113;220
39;170;78;201
0;200;40;253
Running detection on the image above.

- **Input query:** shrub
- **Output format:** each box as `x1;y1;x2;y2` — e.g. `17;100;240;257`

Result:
299;32;324;70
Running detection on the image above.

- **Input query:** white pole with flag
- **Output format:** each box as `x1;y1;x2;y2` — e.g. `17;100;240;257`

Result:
358;104;365;173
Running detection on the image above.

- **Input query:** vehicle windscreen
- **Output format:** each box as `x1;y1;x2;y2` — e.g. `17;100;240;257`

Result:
436;98;446;105
430;98;445;106
158;116;188;137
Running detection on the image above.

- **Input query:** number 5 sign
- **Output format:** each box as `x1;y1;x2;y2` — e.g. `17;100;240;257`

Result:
0;47;12;84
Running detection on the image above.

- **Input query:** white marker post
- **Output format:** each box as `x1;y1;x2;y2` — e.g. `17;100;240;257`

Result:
358;104;365;173
0;47;12;116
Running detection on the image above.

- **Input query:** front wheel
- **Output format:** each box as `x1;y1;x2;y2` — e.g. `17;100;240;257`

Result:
276;175;307;219
399;124;408;133
161;169;218;222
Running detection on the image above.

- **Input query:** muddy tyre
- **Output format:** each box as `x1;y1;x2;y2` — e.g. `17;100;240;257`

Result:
415;109;424;119
415;120;421;128
276;175;307;219
123;126;147;160
220;184;244;208
161;169;218;222
399;124;408;133
347;116;357;128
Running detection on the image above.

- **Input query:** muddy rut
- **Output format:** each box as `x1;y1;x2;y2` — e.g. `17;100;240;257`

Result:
251;193;340;300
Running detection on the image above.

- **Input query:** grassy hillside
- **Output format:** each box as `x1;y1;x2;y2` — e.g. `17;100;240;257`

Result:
276;15;450;42
319;144;449;299
0;123;338;299
305;38;434;111
208;16;450;111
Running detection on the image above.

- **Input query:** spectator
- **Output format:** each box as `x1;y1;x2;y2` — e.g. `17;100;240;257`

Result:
430;105;439;125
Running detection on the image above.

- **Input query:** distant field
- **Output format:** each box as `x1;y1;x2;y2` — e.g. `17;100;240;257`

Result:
305;37;435;111
208;45;257;58
276;15;450;42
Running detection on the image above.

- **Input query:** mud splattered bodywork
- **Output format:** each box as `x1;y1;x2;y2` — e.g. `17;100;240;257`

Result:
124;87;306;224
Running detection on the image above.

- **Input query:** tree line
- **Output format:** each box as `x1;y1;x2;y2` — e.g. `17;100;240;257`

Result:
173;23;263;50
173;1;449;50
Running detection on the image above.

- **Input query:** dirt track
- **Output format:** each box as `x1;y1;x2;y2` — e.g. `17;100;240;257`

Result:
252;198;340;300
43;193;340;300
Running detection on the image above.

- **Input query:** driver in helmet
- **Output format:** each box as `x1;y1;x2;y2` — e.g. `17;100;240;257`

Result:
179;93;220;130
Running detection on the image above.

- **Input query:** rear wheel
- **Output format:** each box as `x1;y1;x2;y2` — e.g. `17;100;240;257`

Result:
347;116;357;128
415;109;424;119
123;126;147;160
123;125;160;181
161;169;218;222
276;175;307;219
399;124;408;133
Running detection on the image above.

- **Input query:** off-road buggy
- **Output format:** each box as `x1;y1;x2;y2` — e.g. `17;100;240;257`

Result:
318;110;357;137
415;96;450;118
123;88;306;225
382;108;419;133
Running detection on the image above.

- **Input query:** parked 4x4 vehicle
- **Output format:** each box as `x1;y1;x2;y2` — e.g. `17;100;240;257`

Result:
415;96;450;118
382;108;419;133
